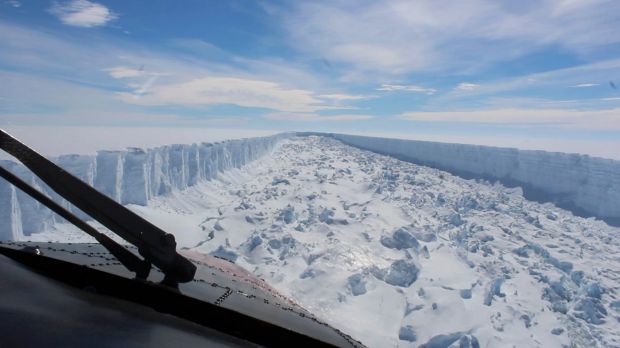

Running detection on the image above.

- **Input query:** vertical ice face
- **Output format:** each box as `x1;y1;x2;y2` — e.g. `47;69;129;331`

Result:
14;172;54;235
7;185;23;240
94;150;123;202
0;168;22;240
209;143;220;179
148;145;171;196
218;144;232;172
199;143;214;180
121;148;148;205
57;154;97;186
0;133;290;239
0;161;55;236
168;144;188;191
187;144;200;186
55;154;98;220
0;161;25;240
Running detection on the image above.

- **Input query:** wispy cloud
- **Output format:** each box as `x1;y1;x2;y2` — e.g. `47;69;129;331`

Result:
318;94;372;101
0;21;368;122
455;83;480;91
104;66;170;96
425;59;620;107
569;83;600;88
264;113;373;122
105;66;148;79
131;75;159;96
116;77;345;113
398;108;620;130
280;0;620;76
5;0;21;8
377;84;436;94
49;0;117;28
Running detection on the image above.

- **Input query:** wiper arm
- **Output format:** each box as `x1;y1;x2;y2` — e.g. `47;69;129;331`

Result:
0;165;151;279
0;129;196;286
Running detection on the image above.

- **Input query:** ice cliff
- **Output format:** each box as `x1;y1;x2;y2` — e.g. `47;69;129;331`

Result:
0;134;290;240
2;131;619;241
318;133;620;226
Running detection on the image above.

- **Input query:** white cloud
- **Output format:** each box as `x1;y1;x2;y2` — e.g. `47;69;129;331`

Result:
104;66;170;95
50;0;117;28
264;113;373;122
117;76;346;113
569;83;600;88
377;84;437;94
318;94;372;101
398;108;620;130
455;83;480;91
5;1;21;7
105;66;146;79
280;0;620;75
103;66;169;98
0;21;368;125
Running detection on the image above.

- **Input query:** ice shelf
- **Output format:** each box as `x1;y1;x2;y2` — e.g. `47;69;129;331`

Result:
2;131;619;240
0;133;291;240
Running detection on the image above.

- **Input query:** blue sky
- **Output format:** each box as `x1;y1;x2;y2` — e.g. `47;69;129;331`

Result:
1;0;619;155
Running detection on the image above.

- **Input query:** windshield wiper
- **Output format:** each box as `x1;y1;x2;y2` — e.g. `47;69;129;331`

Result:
0;129;196;286
0;165;151;279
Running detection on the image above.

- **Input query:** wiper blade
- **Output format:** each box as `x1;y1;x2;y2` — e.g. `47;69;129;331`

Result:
0;165;151;279
0;129;196;285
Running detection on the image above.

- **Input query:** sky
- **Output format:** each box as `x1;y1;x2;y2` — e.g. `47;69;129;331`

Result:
1;0;619;158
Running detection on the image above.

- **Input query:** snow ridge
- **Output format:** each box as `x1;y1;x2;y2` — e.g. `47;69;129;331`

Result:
307;133;620;226
0;133;290;240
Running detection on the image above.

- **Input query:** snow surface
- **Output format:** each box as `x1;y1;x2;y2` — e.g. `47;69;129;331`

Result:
323;133;620;226
12;136;620;347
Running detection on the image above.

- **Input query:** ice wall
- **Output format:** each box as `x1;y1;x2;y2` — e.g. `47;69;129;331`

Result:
318;133;620;226
0;133;290;240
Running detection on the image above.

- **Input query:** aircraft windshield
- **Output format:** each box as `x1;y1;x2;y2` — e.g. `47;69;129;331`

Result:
1;1;619;347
